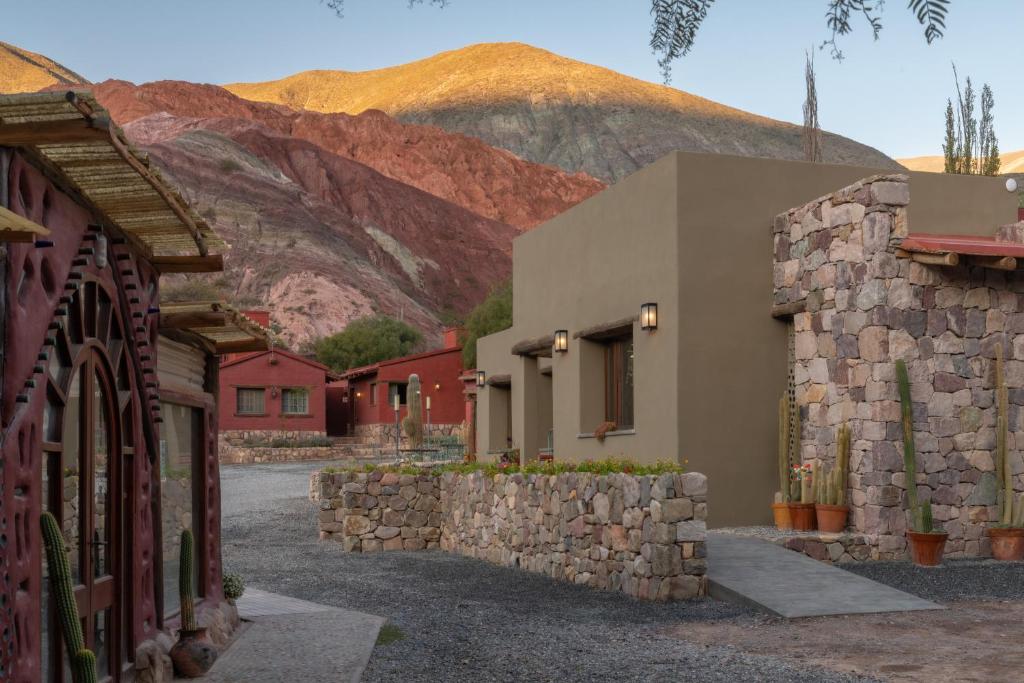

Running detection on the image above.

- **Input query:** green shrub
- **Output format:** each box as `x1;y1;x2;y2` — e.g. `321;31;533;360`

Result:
223;573;245;601
314;315;423;373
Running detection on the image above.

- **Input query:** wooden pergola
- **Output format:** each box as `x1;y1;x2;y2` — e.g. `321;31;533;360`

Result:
159;301;271;354
896;233;1024;271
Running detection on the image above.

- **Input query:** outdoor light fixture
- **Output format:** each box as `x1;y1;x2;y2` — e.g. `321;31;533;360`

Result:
95;234;108;268
553;329;569;353
476;370;486;387
434;382;441;391
356;391;363;398
1007;178;1019;193
640;302;658;331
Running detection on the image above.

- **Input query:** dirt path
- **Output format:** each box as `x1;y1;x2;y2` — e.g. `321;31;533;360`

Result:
666;600;1024;682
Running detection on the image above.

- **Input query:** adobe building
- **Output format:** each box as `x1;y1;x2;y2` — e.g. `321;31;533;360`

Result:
218;347;337;440
475;151;1018;546
327;328;469;443
0;92;268;681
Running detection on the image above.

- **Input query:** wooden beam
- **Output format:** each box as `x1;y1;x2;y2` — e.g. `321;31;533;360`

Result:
511;335;555;356
159;310;227;330
771;301;807;319
0;117;110;146
150;254;224;273
573;315;638;340
486;374;512;388
896;248;959;267
214;338;270;354
0;205;50;242
969;255;1017;271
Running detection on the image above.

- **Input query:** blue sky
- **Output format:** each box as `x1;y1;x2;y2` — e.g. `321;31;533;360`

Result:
5;0;1022;159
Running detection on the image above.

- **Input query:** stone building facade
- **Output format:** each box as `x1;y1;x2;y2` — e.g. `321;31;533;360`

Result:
773;173;1024;559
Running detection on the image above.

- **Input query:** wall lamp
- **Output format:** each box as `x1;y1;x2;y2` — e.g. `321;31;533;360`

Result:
553;329;569;353
434;382;441;391
476;370;486;387
640;302;658;331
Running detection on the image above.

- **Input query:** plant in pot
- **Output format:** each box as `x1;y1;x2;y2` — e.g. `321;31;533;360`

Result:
170;529;218;677
223;572;246;604
814;424;850;533
772;394;794;530
41;511;99;683
988;344;1024;559
896;359;948;566
790;461;817;531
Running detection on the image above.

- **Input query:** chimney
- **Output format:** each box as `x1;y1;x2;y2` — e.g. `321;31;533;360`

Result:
242;310;271;328
442;326;463;349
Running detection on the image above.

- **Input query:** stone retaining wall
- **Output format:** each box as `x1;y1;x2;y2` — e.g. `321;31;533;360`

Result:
773;173;1024;559
311;468;708;601
221;442;356;465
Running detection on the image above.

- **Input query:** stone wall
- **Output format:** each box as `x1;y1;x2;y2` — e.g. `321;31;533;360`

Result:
312;468;708;601
220;442;357;465
353;422;467;445
221;429;327;444
773;173;1024;559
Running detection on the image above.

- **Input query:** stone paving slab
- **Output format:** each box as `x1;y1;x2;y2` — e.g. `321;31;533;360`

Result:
199;590;385;683
706;532;944;618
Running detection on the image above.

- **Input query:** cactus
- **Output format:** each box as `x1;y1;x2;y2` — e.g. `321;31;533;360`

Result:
778;395;791;502
896;360;933;533
818;424;851;506
41;512;98;683
402;373;424;449
179;529;197;632
801;461;816;504
995;344;1018;526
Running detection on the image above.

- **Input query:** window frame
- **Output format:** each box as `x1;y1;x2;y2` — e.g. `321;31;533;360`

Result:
369;382;377;406
235;386;266;416
387;382;409;407
281;387;311;416
603;333;634;430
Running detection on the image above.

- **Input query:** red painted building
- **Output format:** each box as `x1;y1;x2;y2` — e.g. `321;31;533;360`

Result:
219;348;336;435
327;329;469;439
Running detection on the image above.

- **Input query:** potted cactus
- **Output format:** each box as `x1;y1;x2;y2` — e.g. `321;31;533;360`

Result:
789;462;817;531
814;424;850;533
169;529;218;677
772;395;794;529
41;512;99;683
988;345;1024;559
896;360;948;565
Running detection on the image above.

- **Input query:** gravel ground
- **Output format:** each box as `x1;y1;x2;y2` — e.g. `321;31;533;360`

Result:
842;558;1024;603
219;462;874;683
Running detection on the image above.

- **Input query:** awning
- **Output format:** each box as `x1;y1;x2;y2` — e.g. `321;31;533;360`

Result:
0;91;222;259
897;233;1024;270
159;302;271;354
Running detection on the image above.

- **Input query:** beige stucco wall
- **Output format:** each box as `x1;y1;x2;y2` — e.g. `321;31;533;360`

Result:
477;149;1018;527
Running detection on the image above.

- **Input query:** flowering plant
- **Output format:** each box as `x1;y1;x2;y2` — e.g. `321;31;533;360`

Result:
790;463;813;481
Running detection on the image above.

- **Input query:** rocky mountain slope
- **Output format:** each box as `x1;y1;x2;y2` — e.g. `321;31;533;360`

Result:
0;40;88;92
226;42;901;182
899;150;1024;174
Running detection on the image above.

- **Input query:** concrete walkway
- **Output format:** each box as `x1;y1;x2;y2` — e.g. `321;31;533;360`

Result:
706;533;943;618
198;589;385;683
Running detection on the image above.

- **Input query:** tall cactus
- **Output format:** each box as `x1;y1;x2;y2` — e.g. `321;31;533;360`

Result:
402;373;424;449
896;359;933;532
827;424;850;506
778;395;791;502
41;511;98;683
995;344;1016;525
801;461;816;504
179;529;198;632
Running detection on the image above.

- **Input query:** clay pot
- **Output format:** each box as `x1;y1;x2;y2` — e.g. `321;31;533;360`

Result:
987;527;1024;561
771;502;793;530
906;530;948;566
788;503;816;531
170;628;218;678
814;504;848;533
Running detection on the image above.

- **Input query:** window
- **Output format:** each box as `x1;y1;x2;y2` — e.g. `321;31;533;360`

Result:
369;382;377;406
282;388;309;415
236;387;265;415
388;382;408;407
159;402;201;617
604;334;634;429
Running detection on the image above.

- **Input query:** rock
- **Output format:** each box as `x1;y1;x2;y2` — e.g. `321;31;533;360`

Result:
343;515;376;536
375;525;401;539
870;181;910;206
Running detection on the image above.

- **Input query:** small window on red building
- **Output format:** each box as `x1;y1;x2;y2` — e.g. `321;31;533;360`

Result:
237;388;265;415
369;382;377;406
282;388;309;415
388;382;408;406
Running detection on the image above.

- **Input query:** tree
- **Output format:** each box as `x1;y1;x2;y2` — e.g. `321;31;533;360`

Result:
313;315;423;373
324;1;953;83
802;49;822;163
943;64;1000;176
460;280;512;369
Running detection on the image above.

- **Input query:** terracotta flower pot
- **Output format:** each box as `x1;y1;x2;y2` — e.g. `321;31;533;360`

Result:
771;502;793;530
987;527;1024;561
170;627;218;678
814;504;848;533
788;503;816;531
906;530;948;566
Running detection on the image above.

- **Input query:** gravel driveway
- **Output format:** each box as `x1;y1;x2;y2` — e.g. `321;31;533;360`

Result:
219;462;874;682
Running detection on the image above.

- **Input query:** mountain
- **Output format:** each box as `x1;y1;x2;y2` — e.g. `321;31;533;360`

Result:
0;40;88;92
899;150;1024;174
88;80;603;229
225;42;901;182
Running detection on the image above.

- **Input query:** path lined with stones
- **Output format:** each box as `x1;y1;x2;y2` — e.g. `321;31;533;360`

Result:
219;462;877;682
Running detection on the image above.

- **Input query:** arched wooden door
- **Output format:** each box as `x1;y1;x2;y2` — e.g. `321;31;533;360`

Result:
42;279;132;682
